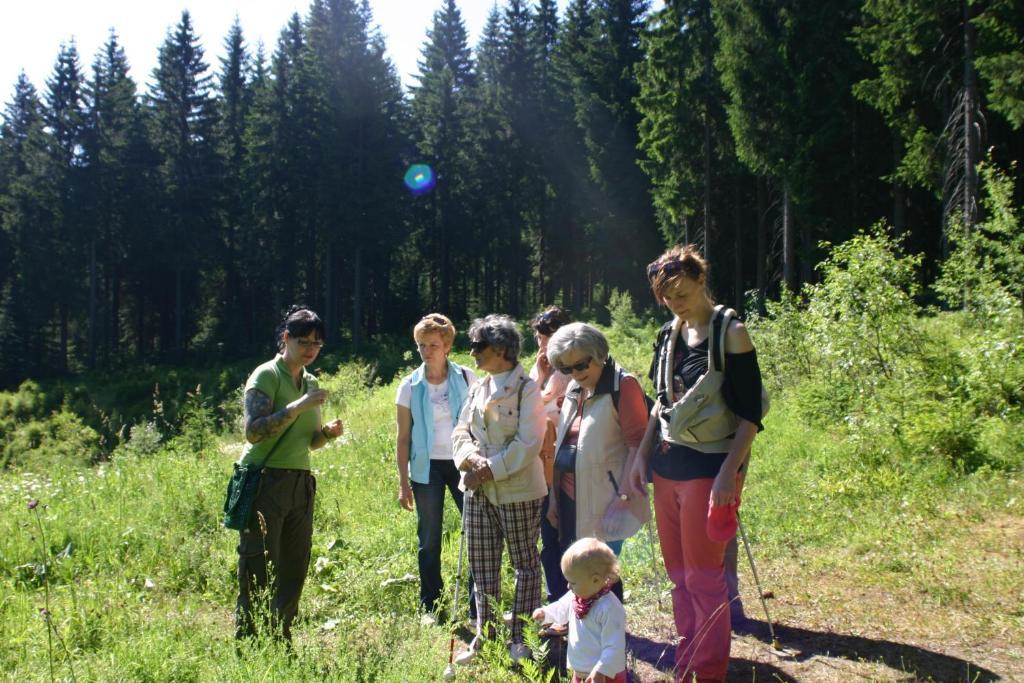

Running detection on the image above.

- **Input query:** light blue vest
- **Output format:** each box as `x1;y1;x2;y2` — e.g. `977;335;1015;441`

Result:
408;361;471;484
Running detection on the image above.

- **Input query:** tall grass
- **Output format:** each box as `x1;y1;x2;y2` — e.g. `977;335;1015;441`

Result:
2;220;1023;678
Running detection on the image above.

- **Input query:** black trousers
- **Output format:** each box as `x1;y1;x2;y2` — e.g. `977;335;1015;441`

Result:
235;468;315;642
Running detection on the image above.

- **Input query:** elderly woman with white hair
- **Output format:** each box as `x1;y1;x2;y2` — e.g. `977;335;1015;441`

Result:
452;314;547;665
545;322;650;602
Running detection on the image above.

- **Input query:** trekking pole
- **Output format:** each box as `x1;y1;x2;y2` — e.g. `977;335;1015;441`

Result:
443;512;468;681
736;512;780;651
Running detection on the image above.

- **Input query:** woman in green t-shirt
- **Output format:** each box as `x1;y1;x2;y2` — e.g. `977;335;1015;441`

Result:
235;306;344;643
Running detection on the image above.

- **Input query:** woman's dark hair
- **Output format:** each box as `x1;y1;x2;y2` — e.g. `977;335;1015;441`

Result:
530;306;572;337
276;305;325;351
468;314;522;362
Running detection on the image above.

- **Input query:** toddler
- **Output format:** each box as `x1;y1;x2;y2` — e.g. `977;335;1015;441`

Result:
532;537;627;683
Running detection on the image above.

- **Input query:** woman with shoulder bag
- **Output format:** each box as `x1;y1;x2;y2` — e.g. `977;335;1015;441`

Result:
235;306;343;643
626;246;765;683
545;322;650;603
451;315;547;666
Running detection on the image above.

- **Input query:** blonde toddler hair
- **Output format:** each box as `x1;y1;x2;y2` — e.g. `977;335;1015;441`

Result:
560;537;620;583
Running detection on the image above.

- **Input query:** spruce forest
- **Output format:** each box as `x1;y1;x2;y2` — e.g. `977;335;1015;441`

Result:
2;1;1024;681
1;0;1019;385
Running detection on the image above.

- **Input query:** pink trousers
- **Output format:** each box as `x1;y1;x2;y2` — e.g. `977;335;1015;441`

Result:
652;474;730;683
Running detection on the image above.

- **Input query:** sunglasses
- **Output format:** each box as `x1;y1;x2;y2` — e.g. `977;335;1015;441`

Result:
421;315;448;326
557;357;592;375
469;340;490;353
646;257;689;281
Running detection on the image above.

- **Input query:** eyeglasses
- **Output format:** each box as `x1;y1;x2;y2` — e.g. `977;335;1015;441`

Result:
296;339;325;350
469;339;490;353
421;315;448;326
557;357;592;375
646;257;689;281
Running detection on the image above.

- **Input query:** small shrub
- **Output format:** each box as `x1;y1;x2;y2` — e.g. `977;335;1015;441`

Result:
116;421;163;459
2;410;103;470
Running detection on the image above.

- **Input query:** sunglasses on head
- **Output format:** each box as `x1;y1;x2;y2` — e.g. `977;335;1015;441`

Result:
534;310;563;336
557;357;592;375
421;315;448;326
469;339;490;353
646;257;688;281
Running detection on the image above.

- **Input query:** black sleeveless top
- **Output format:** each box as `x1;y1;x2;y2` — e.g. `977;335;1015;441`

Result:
648;322;765;481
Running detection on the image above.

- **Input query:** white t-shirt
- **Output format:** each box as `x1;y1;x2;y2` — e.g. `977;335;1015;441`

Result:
396;368;478;460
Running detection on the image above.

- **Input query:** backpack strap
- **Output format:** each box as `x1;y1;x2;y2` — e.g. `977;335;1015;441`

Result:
708;305;737;372
611;363;624;412
611;363;655;414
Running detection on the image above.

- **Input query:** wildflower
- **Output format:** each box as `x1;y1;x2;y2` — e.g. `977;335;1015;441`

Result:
256;511;268;538
28;499;39;510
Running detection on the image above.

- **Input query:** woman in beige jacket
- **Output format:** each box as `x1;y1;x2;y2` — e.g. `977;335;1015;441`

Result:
452;314;547;666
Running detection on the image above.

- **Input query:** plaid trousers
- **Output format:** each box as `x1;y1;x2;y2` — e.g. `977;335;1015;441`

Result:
465;490;544;643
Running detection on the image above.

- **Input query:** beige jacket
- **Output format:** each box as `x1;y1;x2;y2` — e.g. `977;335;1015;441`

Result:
452;363;547;505
552;361;633;541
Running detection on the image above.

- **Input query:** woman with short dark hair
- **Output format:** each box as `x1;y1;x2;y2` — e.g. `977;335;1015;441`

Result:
235;306;344;642
528;306;572;602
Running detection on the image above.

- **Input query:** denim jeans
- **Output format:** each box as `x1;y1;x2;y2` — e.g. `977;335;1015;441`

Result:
411;459;475;616
540;492;565;601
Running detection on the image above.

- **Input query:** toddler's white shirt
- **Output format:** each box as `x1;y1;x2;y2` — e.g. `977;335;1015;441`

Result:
540;590;625;677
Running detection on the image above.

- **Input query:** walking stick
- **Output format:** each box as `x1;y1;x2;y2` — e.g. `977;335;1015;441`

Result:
443;511;468;681
736;512;781;651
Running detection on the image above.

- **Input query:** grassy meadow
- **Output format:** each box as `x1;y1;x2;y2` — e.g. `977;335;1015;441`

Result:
2;232;1023;681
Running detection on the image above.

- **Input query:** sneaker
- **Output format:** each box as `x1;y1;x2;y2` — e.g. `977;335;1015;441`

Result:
508;642;532;664
454;638;482;666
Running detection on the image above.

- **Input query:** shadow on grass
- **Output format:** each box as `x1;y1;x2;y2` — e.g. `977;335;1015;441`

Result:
627;631;796;682
627;621;1003;682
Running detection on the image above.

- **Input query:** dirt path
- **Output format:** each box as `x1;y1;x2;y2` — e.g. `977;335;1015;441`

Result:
622;516;1024;682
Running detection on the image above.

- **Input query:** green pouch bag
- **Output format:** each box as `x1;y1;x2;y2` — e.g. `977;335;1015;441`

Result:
223;463;264;531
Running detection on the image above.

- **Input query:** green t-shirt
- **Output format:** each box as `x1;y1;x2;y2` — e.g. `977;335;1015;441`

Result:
239;356;319;470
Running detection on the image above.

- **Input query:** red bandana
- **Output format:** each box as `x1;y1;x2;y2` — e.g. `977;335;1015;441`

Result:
573;585;612;620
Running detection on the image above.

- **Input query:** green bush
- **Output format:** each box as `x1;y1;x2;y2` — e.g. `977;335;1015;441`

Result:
751;220;1023;472
0;410;103;470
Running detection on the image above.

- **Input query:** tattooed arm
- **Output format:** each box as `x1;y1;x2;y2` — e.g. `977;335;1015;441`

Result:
244;389;295;444
245;385;330;445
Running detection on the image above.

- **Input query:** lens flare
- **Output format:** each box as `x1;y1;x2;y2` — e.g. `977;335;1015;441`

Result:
404;163;436;195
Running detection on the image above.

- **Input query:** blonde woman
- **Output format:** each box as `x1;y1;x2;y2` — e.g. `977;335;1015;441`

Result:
395;313;476;622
